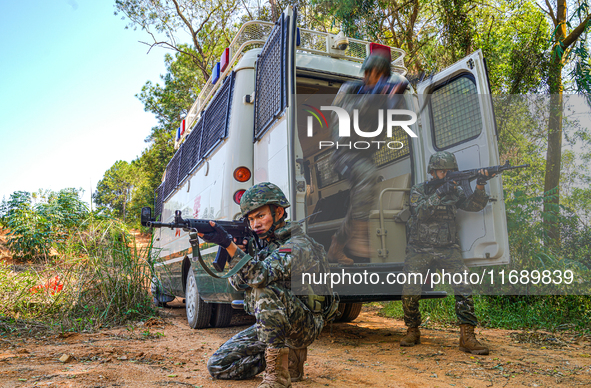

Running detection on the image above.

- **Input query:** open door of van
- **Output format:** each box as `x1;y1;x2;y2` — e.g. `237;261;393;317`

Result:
252;6;302;220
416;50;510;266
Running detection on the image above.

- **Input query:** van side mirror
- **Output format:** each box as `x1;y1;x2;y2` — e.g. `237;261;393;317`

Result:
141;207;153;227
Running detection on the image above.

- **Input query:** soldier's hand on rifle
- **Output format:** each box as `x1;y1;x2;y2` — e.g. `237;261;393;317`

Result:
234;237;248;252
436;181;458;198
476;169;496;187
197;221;233;249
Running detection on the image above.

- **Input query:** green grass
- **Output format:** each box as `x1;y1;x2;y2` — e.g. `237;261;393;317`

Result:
378;294;591;333
0;218;157;335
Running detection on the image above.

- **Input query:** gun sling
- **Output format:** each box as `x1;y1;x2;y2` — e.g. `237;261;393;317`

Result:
189;233;252;279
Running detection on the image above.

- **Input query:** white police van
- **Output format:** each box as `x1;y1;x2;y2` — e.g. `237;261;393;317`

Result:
150;6;509;329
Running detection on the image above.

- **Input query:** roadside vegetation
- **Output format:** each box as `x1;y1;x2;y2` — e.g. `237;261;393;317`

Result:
0;189;156;335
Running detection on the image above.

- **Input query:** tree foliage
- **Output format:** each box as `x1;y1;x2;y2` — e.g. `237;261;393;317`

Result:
537;0;591;243
0;189;88;261
115;0;241;80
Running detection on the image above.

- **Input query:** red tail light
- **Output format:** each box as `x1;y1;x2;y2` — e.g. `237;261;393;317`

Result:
233;189;246;204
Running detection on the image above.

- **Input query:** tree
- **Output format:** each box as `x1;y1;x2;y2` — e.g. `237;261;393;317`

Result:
0;189;88;261
94;161;139;222
115;0;241;80
537;0;591;243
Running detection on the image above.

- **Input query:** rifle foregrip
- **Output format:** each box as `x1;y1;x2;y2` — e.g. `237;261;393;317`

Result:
213;247;230;272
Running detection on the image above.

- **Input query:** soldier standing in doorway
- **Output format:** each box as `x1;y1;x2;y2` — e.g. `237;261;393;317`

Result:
400;151;493;355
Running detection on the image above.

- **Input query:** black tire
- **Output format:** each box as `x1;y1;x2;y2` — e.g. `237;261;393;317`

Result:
210;303;234;328
339;302;363;322
335;302;347;322
185;269;212;329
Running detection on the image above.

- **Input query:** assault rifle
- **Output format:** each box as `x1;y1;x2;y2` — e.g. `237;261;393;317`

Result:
425;161;529;197
141;207;257;272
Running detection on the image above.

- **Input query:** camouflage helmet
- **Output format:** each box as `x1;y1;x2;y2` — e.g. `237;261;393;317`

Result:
240;182;290;217
361;54;391;77
428;151;458;173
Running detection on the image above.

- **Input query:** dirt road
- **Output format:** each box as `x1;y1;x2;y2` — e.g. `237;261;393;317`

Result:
0;300;590;388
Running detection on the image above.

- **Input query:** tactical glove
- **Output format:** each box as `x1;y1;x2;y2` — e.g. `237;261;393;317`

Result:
200;222;233;249
436;181;457;198
476;175;489;186
477;169;494;186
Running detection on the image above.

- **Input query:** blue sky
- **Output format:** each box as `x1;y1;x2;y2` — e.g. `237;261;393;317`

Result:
0;1;168;206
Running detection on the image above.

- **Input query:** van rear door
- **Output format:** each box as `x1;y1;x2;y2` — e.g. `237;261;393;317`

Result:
416;50;510;266
252;6;300;218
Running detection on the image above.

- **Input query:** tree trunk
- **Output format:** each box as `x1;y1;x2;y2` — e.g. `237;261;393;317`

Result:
543;82;563;243
543;0;567;245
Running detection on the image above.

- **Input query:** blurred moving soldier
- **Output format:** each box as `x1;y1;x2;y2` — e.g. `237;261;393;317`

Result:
400;151;493;355
327;53;409;265
204;182;337;388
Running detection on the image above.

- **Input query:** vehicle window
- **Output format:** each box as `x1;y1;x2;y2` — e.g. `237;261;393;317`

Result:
430;75;483;149
160;72;235;202
155;182;164;220
372;128;410;167
315;150;340;189
201;73;236;158
254;14;288;140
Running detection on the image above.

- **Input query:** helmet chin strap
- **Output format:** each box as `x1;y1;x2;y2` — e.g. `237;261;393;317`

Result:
256;205;285;240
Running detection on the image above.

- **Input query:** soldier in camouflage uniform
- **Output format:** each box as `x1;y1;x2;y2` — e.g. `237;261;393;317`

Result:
327;53;409;264
400;151;493;355
200;182;337;388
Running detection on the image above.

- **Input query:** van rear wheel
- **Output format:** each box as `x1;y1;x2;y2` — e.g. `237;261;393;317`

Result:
337;302;363;322
185;269;212;329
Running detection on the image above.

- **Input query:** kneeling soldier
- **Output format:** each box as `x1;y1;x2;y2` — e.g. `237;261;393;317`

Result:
204;182;336;387
401;151;492;355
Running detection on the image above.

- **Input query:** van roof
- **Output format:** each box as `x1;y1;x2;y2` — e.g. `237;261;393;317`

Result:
183;20;407;133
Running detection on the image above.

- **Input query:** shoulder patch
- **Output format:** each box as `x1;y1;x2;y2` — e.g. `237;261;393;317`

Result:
278;248;292;253
410;193;420;205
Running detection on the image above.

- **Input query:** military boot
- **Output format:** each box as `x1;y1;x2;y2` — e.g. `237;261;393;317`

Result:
346;221;371;258
459;324;489;355
288;347;307;382
327;235;354;265
400;327;421;347
258;347;291;388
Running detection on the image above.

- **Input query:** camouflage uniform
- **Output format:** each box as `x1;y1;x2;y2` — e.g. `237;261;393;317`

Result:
402;154;489;328
330;64;408;247
208;194;333;380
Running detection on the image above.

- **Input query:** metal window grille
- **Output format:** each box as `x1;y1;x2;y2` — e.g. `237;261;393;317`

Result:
159;72;236;203
177;141;191;185
201;72;235;159
315;150;341;189
372;128;410;167
189;117;204;168
179;113;207;183
254;15;287;140
431;76;483;149
154;183;164;220
164;148;182;200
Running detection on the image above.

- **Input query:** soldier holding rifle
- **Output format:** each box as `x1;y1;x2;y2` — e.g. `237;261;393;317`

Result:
401;151;495;355
202;182;336;388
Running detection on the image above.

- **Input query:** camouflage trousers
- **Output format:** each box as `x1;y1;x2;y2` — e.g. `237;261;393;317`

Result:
332;152;378;245
401;244;478;327
207;286;324;380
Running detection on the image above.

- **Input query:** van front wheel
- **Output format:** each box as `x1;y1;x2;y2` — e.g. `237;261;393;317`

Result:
185;269;212;329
